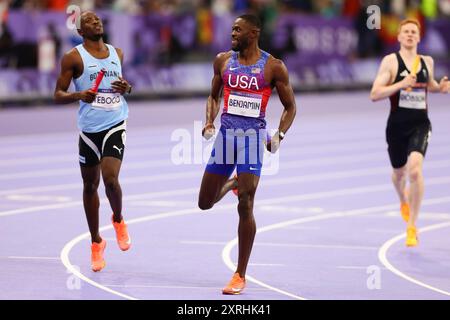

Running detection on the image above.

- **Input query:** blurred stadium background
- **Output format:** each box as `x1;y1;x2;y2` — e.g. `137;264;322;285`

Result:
0;0;449;105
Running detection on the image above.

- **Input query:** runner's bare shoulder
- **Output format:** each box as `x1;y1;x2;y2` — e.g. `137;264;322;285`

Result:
60;47;83;76
382;53;397;67
214;51;233;72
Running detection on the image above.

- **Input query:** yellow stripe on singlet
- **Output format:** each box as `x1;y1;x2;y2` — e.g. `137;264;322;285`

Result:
406;55;421;92
411;55;420;75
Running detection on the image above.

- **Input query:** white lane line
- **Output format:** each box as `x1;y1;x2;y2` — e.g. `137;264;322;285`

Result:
2;147;386;180
0;159;439;198
221;196;450;300
0;155;75;167
5;174;450;218
0;183;84;197
62;202;317;300
0;139;173;156
61;208;209;301
0;153;164;167
0;132;381;156
0;184;193;217
264;159;450;188
0;201;86;218
0;186;201;218
0;168;80;180
357;212;450;221
180;240;375;250
366;229;401;234
384;211;450;220
2;117;449;159
0;147;374;167
2;157;450;198
254;242;378;251
0;185;196;217
0;143;377;167
0;145;390;170
182;239;372;251
248;263;285;267
0;180;199;198
0;124;381;146
0;126;183;145
180;240;227;245
0;134;408;177
378;221;450;296
0;161;187;180
0;164;437;300
61;188;399;300
103;284;272;291
6;164;450;206
129;200;195;207
1;142;449;192
282;226;321;230
259;205;324;214
3;134;449;170
7;256;60;260
6;195;72;203
281;145;450;169
337;266;388;270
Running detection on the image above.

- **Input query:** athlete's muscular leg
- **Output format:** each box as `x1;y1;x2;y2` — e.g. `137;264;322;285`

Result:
406;152;424;227
392;165;408;204
215;177;238;203
198;172;230;210
101;157;123;223
235;173;259;278
81;165;101;243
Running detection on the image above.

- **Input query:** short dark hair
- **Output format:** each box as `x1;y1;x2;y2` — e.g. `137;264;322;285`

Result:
237;14;261;29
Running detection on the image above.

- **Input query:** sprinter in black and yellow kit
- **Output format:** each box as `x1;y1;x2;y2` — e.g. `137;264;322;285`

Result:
370;18;449;247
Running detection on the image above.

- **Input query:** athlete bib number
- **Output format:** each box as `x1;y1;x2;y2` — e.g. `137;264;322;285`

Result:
399;88;426;110
227;92;262;118
92;89;122;111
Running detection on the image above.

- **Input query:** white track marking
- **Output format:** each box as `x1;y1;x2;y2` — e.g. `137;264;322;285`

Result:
6;195;72;202
253;242;378;250
61;208;211;301
183;240;377;250
282;226;322;230
337;266;388;270
59;195;450;300
5;176;450;218
180;240;228;245
366;228;401;234
222;196;450;300
6;256;60;260
129;200;195;207
378;221;450;296
247;263;285;267
103;284;272;291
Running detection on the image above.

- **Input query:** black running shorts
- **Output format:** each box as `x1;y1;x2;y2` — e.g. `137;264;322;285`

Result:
79;121;126;167
386;120;431;169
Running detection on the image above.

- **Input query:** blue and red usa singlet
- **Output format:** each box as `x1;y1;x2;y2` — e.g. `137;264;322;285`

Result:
205;50;273;177
221;50;272;130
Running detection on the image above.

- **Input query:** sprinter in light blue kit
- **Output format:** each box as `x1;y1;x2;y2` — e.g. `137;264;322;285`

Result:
54;11;132;272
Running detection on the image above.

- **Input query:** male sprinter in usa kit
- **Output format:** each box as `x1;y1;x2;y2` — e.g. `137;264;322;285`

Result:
198;14;297;294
